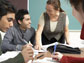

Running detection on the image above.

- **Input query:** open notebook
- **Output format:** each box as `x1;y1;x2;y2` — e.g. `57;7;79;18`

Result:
41;42;81;54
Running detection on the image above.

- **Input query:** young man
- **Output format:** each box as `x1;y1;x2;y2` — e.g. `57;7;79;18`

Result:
0;0;33;63
0;0;16;54
1;9;36;52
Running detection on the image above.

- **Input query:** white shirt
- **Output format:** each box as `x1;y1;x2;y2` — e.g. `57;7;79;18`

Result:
0;31;5;40
38;13;69;32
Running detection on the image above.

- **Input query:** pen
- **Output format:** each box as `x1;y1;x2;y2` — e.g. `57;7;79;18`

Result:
23;39;31;44
37;54;44;59
53;43;57;54
23;39;28;44
23;39;33;47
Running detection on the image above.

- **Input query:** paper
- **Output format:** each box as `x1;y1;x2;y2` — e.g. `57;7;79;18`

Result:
33;48;45;56
33;57;59;63
41;42;59;51
0;51;20;62
38;49;45;53
41;42;81;52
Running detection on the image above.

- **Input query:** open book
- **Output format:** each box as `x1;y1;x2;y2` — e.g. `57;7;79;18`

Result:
41;42;59;52
42;42;81;54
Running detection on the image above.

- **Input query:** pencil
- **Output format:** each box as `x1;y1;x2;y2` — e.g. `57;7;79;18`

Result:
37;54;44;59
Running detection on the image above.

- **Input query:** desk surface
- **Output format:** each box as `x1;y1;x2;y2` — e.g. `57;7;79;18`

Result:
0;48;83;63
35;48;84;60
32;48;84;63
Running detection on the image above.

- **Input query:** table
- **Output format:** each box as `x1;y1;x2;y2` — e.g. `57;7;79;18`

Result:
35;48;84;59
32;48;84;63
0;48;84;63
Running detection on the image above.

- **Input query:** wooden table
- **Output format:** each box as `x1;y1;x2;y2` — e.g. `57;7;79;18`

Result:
35;48;84;60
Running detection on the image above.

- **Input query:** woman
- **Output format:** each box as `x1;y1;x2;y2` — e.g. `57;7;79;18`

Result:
35;0;70;49
51;0;84;63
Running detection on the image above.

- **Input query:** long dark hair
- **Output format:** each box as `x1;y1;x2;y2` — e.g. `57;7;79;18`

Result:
47;0;64;12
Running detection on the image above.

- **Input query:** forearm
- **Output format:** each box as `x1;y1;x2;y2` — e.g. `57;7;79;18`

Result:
36;24;43;47
36;31;42;46
65;30;70;44
65;25;70;44
30;31;36;46
1;42;16;52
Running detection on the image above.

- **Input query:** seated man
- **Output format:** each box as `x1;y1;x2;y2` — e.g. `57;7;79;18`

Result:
1;9;36;52
0;0;33;63
0;0;16;54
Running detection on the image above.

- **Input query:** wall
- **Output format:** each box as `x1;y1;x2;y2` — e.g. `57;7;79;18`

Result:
8;0;27;10
29;0;81;30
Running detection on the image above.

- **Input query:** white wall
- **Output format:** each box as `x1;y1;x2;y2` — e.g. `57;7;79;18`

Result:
69;30;84;48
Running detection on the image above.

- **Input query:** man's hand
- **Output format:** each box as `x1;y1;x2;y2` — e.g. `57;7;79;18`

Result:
21;46;34;63
22;43;32;50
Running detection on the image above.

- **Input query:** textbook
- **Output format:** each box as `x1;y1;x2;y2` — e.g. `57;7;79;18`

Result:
47;43;81;54
42;42;81;54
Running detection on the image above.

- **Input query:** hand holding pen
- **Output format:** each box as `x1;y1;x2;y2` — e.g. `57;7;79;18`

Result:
51;52;63;61
24;39;32;46
52;43;63;61
52;43;58;61
22;40;33;50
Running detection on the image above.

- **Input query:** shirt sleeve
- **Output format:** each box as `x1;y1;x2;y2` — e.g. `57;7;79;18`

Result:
38;13;45;27
0;53;24;63
60;56;84;63
1;28;16;52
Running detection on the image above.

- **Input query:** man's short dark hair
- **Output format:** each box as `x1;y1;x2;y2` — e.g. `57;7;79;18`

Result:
0;0;16;19
15;9;29;24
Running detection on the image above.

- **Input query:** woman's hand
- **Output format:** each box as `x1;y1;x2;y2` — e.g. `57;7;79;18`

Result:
34;45;41;50
51;52;63;61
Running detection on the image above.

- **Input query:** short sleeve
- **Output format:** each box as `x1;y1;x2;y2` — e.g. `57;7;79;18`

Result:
66;15;69;26
38;13;45;27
